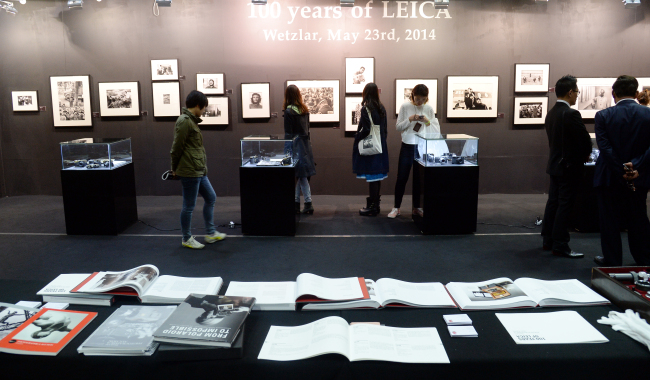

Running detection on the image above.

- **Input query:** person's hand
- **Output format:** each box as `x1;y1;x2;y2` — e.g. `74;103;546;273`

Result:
408;115;419;122
420;115;430;124
623;162;639;180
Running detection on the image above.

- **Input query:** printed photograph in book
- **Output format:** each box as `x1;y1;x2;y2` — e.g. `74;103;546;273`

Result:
0;306;38;339
466;280;527;301
88;266;157;292
10;310;86;344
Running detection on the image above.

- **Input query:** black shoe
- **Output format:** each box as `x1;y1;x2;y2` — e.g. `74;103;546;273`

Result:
542;238;553;251
295;202;301;214
542;245;552;251
552;250;584;259
593;256;606;266
302;202;314;215
360;197;379;217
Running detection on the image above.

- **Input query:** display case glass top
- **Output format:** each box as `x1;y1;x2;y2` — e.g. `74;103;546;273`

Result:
415;133;479;167
240;135;298;167
60;137;132;170
586;133;599;166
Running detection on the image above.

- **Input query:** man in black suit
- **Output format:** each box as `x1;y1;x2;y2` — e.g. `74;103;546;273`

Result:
593;75;650;266
541;75;592;258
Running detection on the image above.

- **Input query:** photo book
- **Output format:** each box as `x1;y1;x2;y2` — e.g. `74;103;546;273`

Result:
37;273;114;306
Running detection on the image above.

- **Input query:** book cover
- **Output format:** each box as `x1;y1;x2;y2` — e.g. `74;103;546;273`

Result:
0;302;41;340
153;294;255;347
0;309;97;356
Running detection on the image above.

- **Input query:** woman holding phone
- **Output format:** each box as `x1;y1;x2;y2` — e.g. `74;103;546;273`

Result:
388;84;440;218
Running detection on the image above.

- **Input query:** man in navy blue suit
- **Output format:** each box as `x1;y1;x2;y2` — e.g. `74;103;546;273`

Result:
593;75;650;266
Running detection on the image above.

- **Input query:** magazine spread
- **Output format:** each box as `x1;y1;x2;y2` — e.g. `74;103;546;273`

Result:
445;278;610;310
78;305;177;356
302;279;457;310
0;309;97;356
257;316;450;363
153;294;255;347
496;311;609;344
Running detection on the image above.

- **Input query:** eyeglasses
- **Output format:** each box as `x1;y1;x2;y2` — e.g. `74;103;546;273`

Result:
571;89;581;94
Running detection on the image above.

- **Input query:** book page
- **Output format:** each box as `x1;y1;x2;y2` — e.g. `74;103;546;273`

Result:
258;316;351;361
37;274;92;296
75;265;160;296
225;281;296;310
142;276;223;300
496;311;609;344
295;273;363;301
349;324;450;363
515;278;610;306
376;278;456;307
445;277;535;310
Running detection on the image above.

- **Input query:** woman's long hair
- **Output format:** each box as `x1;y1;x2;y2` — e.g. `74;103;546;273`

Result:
283;85;309;114
361;83;385;119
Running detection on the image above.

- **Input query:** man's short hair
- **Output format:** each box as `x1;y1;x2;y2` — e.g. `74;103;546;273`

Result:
186;90;208;109
612;75;638;98
555;75;577;97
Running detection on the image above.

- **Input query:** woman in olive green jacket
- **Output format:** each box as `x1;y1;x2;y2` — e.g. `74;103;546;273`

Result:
170;91;226;249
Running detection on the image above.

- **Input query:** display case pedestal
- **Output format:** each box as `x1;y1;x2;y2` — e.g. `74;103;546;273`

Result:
240;166;298;236
413;163;479;235
61;163;138;235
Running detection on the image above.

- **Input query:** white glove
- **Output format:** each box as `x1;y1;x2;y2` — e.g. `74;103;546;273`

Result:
597;309;650;352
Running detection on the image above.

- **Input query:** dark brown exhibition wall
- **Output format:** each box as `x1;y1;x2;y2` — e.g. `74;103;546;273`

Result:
1;0;649;197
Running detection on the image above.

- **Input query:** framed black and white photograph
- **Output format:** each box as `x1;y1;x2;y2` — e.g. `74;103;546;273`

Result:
197;73;225;95
241;82;270;118
345;96;363;132
50;75;92;127
637;77;650;107
286;80;340;123
11;91;38;112
447;76;499;118
572;78;616;119
151;59;179;81
395;79;438;115
513;97;548;125
514;64;550;93
152;82;181;117
98;82;140;117
345;57;374;94
201;96;229;125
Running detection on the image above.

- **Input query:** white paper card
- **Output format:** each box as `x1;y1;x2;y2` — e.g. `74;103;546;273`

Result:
496;311;609;344
443;314;473;326
447;325;478;337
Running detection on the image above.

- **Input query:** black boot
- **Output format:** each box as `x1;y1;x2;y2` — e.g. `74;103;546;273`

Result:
295;202;301;214
302;202;314;215
375;195;381;214
360;197;379;216
359;197;372;215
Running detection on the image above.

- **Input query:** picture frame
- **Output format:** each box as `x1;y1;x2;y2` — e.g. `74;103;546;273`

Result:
446;76;499;118
514;64;550;93
286;80;340;123
152;82;181;117
50;75;92;127
98;81;140;117
345;57;374;94
395;79;438;115
513;97;548;125
241;83;270;118
11;91;38;112
151;59;179;81
572;77;616;119
197;73;225;95
637;77;650;107
201;96;229;125
345;97;363;132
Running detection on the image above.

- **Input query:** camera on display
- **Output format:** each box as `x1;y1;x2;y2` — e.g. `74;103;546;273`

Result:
609;271;650;292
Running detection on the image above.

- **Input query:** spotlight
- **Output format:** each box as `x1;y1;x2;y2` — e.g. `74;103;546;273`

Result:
251;0;267;4
623;0;640;8
341;0;354;6
434;0;449;9
19;0;25;4
0;0;17;14
67;0;83;9
155;0;171;6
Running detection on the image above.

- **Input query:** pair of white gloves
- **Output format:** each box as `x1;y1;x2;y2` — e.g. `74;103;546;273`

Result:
598;309;650;351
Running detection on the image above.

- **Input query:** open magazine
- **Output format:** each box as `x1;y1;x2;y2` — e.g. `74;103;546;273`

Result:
302;278;456;310
258;316;450;363
70;264;223;304
224;273;369;311
445;278;610;310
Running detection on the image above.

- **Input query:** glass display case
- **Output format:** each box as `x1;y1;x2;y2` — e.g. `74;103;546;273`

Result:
60;138;132;170
586;133;599;166
414;133;479;167
240;135;298;167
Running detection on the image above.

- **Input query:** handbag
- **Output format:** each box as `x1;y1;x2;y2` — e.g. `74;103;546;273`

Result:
358;107;383;156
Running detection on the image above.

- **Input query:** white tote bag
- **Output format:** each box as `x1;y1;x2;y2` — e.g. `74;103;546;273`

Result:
358;107;383;156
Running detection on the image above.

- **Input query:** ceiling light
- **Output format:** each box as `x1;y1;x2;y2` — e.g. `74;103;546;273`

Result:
341;0;354;6
67;0;83;9
155;0;171;6
0;1;17;14
623;0;640;8
434;0;449;9
252;0;267;4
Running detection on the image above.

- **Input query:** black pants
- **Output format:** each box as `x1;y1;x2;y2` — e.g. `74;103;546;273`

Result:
596;185;650;266
541;175;580;253
394;143;420;208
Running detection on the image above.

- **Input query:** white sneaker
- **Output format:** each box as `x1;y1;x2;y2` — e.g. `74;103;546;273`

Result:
182;236;205;249
205;231;227;244
388;208;400;218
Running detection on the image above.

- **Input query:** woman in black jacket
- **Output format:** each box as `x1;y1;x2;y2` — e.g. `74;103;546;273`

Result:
284;85;316;214
352;83;389;216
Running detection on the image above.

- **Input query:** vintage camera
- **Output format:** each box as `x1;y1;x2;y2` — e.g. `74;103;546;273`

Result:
281;155;292;166
85;163;100;169
425;154;435;164
610;271;650;291
75;160;87;167
100;159;113;168
440;157;448;164
249;155;260;165
452;156;465;165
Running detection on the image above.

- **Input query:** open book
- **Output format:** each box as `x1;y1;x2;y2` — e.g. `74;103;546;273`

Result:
258;316;450;363
70;265;223;304
302;279;456;310
224;273;369;311
445;278;610;310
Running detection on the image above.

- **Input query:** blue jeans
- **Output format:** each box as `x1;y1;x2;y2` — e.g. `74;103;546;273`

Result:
179;176;216;241
295;177;312;203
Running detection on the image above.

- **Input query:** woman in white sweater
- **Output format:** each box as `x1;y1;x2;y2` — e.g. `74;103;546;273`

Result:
388;84;441;218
